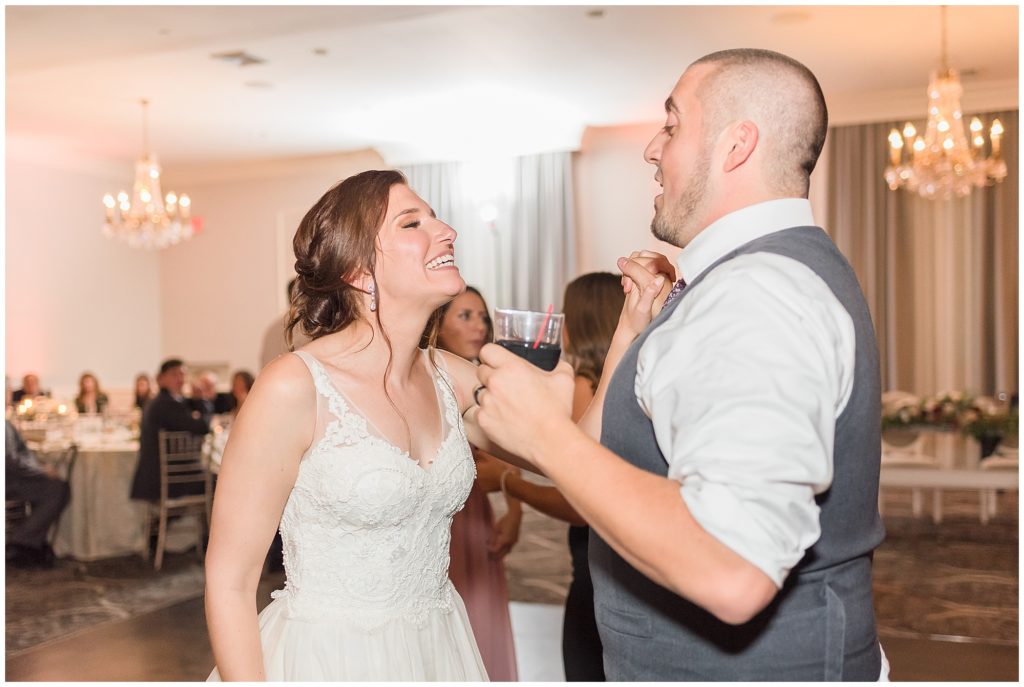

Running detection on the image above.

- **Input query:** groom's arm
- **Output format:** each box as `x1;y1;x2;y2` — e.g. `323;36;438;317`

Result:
476;346;778;625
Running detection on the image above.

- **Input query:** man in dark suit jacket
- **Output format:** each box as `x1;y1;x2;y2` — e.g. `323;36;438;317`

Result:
130;358;210;502
187;371;235;420
11;373;48;404
6;420;70;568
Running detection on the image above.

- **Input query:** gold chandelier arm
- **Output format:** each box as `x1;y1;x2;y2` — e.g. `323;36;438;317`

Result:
140;98;150;155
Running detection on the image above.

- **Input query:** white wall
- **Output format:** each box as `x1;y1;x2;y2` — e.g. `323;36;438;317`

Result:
571;78;1017;280
5;138;162;399
158;149;386;377
573;123;681;276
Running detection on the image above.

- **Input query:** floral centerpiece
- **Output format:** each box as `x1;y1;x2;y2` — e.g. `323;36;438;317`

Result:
881;390;1018;456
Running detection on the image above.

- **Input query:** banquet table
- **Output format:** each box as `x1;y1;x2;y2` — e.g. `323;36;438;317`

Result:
36;438;146;561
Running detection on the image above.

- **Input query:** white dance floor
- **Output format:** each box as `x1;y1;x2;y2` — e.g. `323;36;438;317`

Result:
509;602;566;682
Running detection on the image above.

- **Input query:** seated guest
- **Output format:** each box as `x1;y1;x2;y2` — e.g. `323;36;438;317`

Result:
74;372;109;415
229;370;255;416
188;371;234;420
135;373;154;410
11;373;48;404
129;359;210;502
5;420;70;568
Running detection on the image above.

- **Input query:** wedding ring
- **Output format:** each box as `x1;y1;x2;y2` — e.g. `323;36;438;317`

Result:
472;385;486;405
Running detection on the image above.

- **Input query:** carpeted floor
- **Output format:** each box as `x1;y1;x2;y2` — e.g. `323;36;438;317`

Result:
5;550;205;657
5;488;1017;659
502;487;1019;644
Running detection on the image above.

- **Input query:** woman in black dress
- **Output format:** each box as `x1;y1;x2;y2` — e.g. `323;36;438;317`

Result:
491;272;623;681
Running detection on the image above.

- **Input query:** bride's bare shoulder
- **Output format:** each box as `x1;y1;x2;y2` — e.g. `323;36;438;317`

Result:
253;352;316;404
431;348;479;410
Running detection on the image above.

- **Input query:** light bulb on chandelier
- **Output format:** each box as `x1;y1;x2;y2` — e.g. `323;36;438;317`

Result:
102;99;200;249
883;5;1007;200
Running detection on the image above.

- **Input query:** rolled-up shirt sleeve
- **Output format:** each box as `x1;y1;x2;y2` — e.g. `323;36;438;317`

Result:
636;253;855;588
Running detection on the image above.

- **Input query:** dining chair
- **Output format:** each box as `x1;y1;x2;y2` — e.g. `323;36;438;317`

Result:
143;431;212;570
979;445;1018;524
879;430;943;523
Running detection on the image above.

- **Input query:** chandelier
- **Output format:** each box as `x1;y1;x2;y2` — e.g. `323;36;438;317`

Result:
884;6;1006;200
102;100;197;249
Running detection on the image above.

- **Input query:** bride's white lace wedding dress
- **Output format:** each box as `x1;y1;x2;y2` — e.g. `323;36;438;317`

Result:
209;349;487;681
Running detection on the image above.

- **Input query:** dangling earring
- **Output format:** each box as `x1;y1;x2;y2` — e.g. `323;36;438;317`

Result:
368;281;377;312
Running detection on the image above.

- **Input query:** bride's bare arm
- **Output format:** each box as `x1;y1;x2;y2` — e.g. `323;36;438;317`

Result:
204;355;314;681
434;348;545;474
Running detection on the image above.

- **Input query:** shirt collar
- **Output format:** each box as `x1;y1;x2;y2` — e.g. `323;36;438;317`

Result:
675;198;816;282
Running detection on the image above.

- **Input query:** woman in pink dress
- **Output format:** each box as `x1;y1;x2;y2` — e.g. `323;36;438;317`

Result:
428;286;520;681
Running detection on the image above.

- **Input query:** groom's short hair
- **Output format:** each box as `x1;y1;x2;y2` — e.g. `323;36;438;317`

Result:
689;49;828;198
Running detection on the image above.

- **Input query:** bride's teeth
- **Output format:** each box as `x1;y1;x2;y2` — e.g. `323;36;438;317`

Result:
426;255;454;270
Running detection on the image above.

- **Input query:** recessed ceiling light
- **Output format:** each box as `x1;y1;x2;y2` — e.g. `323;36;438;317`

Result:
211;51;265;67
244;81;274;89
586;9;605;19
313;48;328;56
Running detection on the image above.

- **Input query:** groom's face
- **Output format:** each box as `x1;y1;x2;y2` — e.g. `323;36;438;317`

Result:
645;67;716;248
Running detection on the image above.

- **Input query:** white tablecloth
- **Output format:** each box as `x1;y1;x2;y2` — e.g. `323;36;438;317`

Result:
38;442;146;561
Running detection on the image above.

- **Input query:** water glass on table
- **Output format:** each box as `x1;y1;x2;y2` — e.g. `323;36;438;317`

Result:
493;308;564;371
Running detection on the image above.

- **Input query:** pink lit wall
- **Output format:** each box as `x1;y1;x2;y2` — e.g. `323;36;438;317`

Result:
6;142;162;399
158;149;386;377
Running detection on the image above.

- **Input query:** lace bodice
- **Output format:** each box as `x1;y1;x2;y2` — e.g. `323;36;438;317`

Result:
271;349;475;629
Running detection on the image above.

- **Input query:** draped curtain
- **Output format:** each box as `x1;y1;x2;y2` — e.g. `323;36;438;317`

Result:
402;151;576;312
826;110;1018;397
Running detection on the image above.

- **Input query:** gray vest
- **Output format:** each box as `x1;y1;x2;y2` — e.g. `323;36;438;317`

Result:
591;226;885;681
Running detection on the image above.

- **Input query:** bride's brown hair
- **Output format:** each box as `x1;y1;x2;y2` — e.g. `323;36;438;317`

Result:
286;169;406;347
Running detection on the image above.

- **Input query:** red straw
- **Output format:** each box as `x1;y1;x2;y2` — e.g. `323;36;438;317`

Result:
532;304;554;350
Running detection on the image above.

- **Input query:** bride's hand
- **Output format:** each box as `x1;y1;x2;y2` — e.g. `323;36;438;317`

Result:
616;252;672;340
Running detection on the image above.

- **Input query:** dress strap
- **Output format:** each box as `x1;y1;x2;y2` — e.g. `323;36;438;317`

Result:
291;351;360;430
425;348;462;432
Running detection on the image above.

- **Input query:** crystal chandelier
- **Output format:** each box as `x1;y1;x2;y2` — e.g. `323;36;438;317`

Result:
884;6;1007;200
102;100;197;249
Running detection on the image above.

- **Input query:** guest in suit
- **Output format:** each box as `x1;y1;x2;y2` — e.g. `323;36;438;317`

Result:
5;420;70;568
74;372;109;415
11;373;48;404
135;373;154;410
130;358;210;502
475;49;886;680
189;372;235;420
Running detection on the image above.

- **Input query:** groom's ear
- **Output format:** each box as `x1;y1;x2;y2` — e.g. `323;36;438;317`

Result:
721;120;758;173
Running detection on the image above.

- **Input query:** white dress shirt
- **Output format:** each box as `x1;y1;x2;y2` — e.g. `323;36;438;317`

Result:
635;198;856;588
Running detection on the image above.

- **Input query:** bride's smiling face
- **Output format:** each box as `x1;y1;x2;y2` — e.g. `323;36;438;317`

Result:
373;184;465;311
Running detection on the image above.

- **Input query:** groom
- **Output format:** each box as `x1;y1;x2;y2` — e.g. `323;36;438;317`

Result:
476;49;885;680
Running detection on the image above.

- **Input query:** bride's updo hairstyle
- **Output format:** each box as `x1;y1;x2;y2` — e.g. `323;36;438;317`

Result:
286;169;407;347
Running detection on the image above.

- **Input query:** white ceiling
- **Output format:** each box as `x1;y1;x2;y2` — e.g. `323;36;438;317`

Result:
6;4;1019;166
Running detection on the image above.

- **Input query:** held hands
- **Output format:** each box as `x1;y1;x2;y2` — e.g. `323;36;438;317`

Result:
616;250;675;340
476;344;576;468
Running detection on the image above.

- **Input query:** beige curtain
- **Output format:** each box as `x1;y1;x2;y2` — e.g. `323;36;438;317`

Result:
826;110;1018;397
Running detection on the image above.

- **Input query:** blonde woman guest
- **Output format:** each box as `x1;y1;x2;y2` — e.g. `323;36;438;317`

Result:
74;372;108;414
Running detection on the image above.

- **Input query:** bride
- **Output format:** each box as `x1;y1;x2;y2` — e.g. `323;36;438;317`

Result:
204;170;541;681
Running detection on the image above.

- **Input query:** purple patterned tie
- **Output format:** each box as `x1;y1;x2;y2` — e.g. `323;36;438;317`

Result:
662;277;687;308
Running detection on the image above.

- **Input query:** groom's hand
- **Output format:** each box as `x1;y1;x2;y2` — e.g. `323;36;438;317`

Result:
476;344;575;468
617;254;669;340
